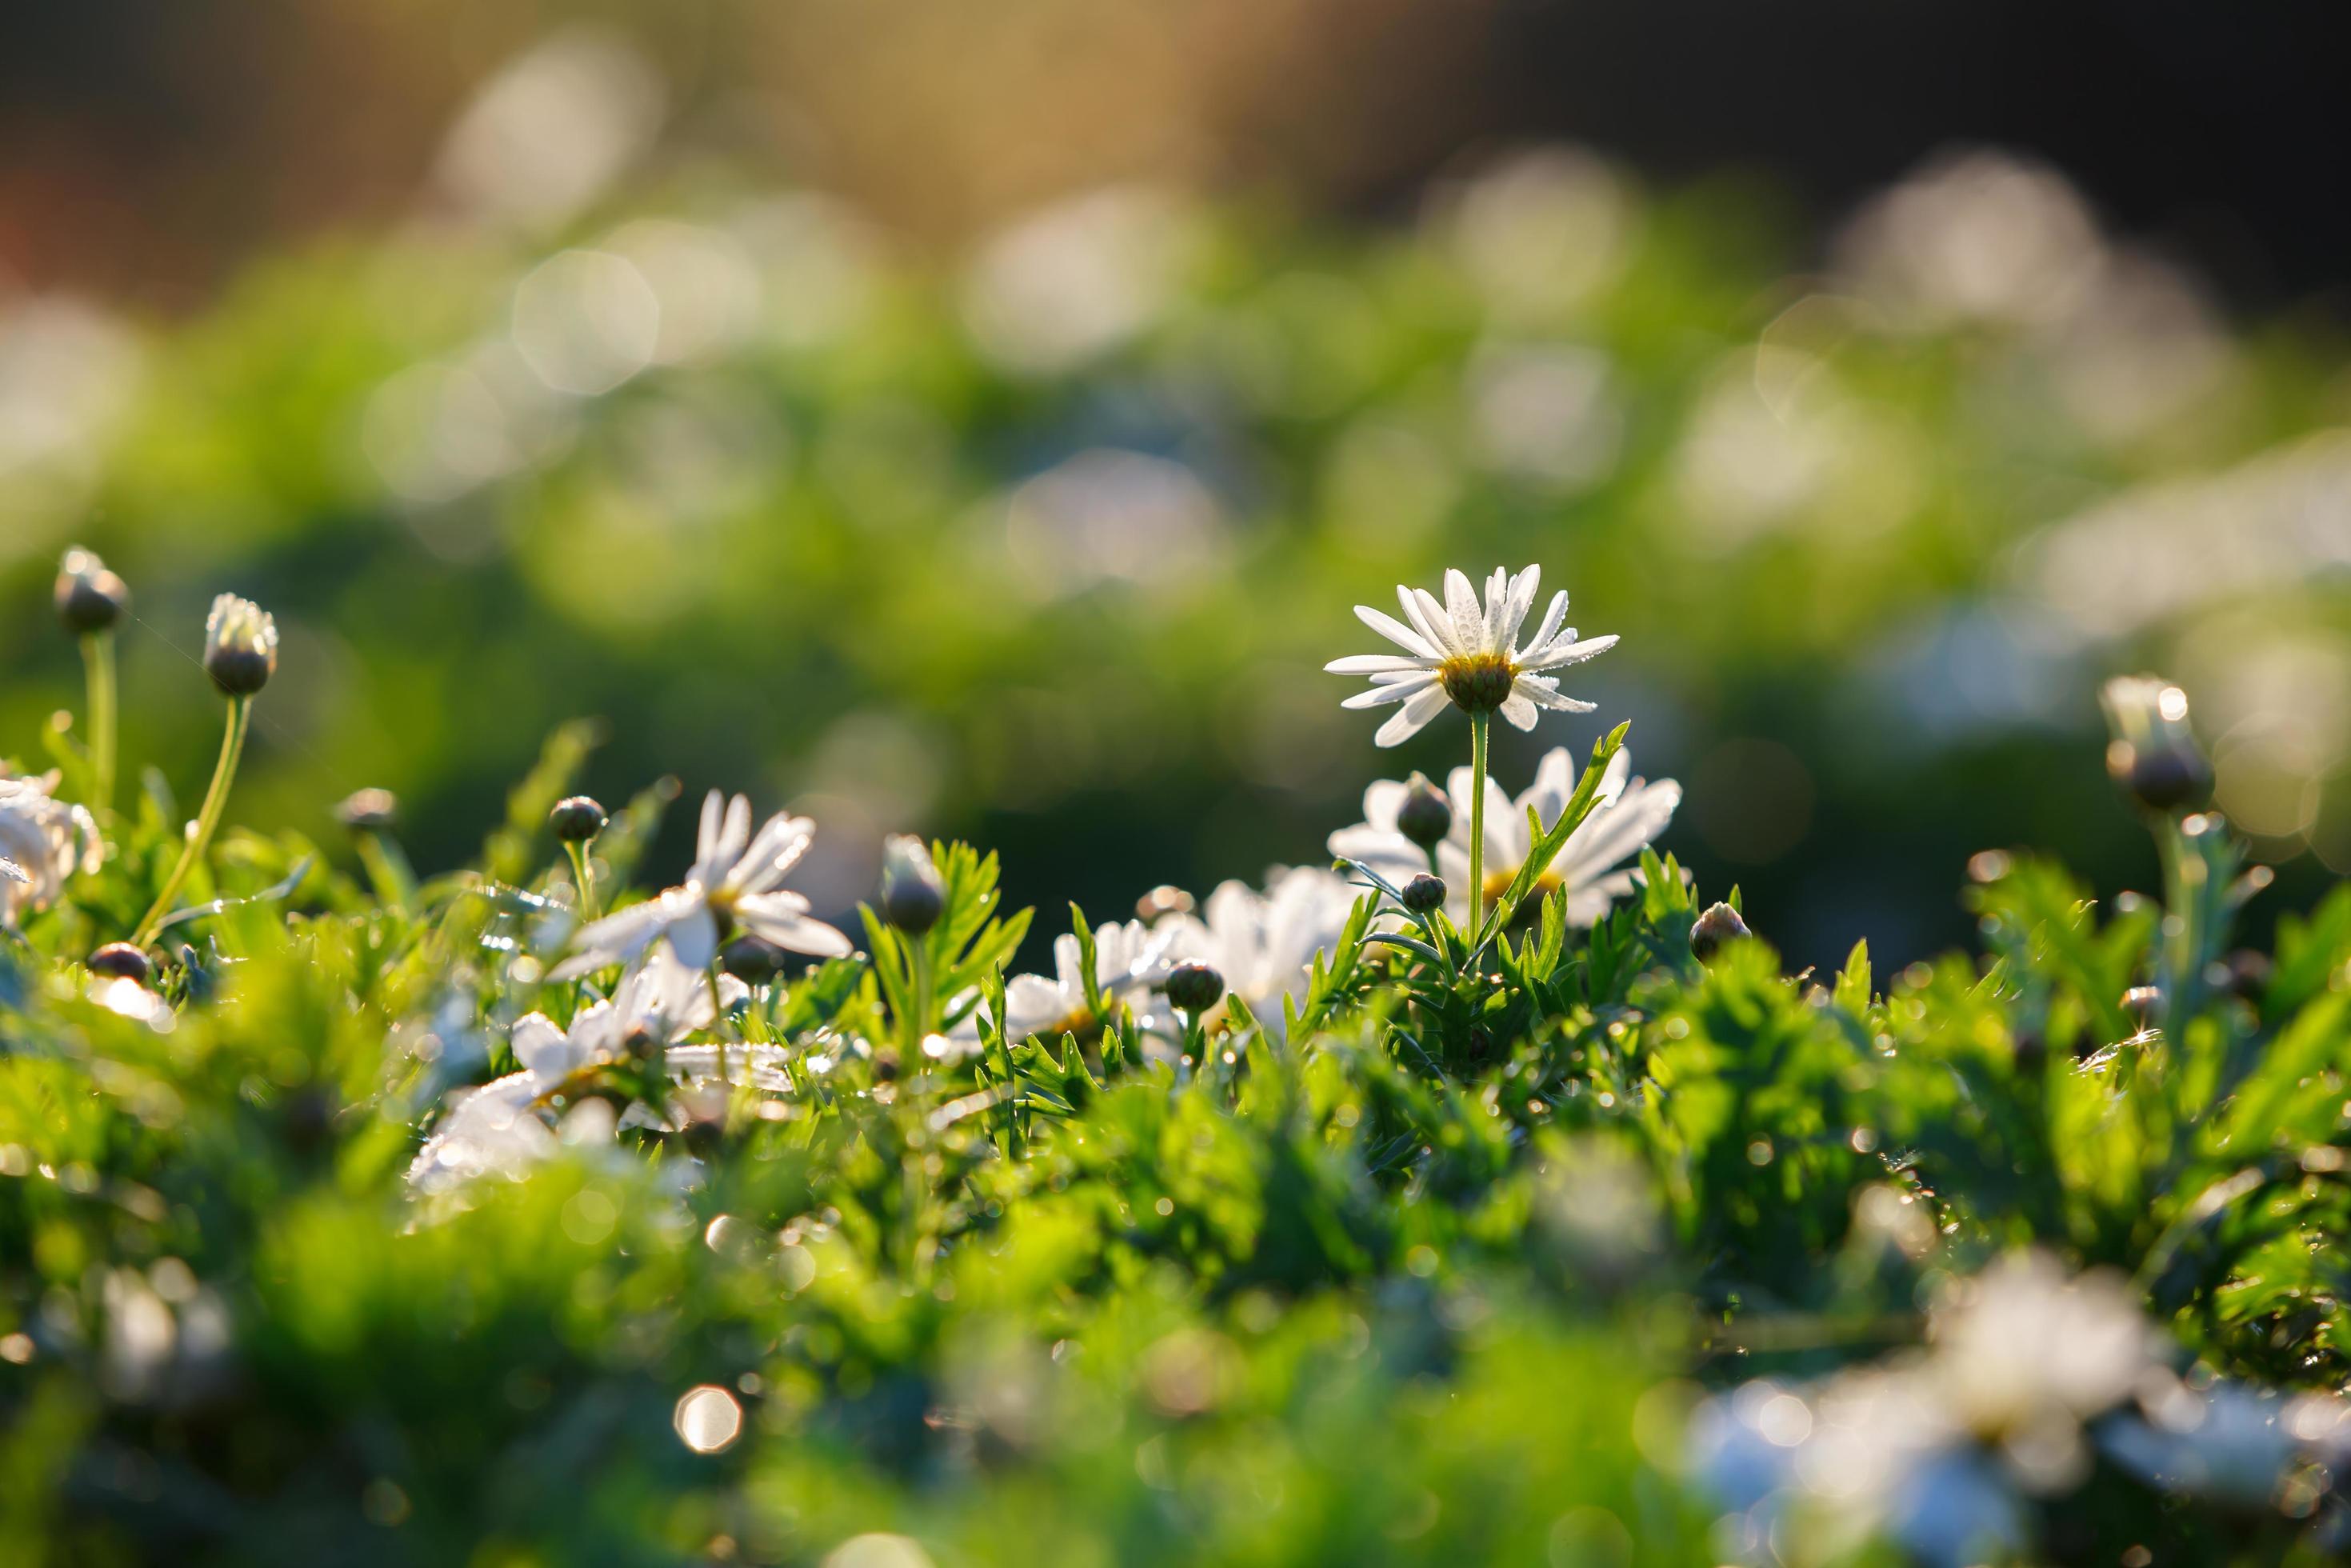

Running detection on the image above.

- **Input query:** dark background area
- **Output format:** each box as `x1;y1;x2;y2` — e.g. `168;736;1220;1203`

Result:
4;2;2346;310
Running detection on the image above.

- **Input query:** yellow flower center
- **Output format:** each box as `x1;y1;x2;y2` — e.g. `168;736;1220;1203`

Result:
1438;653;1517;713
1484;863;1567;922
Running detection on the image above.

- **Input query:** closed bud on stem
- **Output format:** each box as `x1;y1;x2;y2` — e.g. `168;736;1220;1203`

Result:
87;942;152;985
1396;772;1453;853
334;788;399;832
1689;902;1752;964
2099;675;2209;814
549;795;607;843
1165;962;1225;1014
202;594;278;697
55;547;130;635
1401;873;1447;914
879;834;945;934
720;934;786;986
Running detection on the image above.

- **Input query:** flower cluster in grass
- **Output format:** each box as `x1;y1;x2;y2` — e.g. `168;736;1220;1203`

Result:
5;550;2351;1566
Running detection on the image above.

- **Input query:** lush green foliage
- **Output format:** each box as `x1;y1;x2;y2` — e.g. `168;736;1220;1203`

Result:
6;669;2351;1564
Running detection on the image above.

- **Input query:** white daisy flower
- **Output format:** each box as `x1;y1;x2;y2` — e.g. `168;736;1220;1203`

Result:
551;790;851;979
0;771;100;927
1158;866;1362;1039
947;918;1187;1058
1330;746;1679;926
1325;565;1617;746
408;947;718;1192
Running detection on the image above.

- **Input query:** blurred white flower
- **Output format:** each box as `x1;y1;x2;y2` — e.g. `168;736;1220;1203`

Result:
434;27;665;230
1691;1252;2159;1568
1001;449;1228;601
1465;342;1623;491
1327;566;1617;746
1158;867;1361;1038
1331;746;1677;926
511;250;662;396
1436;148;1633;325
553;791;851;979
949;919;1188;1058
2018;430;2351;641
0;298;143;511
1924;1253;2157;1450
0;771;99;926
962;187;1189;375
1833;150;2103;332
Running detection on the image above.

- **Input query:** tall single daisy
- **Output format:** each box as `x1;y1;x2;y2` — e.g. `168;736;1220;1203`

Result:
1332;746;1678;927
1156;866;1361;1042
1326;565;1617;932
946;918;1187;1058
552;790;851;979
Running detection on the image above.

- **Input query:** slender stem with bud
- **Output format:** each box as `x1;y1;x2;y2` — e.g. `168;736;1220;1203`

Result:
566;842;599;922
82;630;118;817
134;695;250;945
907;938;934;1054
1466;711;1489;940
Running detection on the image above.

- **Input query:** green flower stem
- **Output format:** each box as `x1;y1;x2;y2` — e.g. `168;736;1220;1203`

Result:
134;694;250;945
908;938;934;1053
82;630;117;816
566;841;599;922
1466;710;1489;942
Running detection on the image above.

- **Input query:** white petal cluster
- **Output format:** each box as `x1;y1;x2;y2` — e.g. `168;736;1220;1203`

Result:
553;790;850;978
1327;566;1617;746
409;946;718;1193
1155;866;1361;1040
0;770;100;926
948;918;1189;1057
962;866;1362;1054
1330;747;1677;926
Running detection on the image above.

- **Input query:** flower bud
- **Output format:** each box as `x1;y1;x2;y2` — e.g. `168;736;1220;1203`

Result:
1135;884;1196;924
1689;901;1751;963
334;788;399;831
87;942;152;984
879;834;945;934
202;594;278;697
1400;873;1447;914
1164;961;1225;1014
549;795;607;843
2110;743;2211;814
54;547;130;636
2099;676;2209;814
720;934;786;985
1396;772;1453;852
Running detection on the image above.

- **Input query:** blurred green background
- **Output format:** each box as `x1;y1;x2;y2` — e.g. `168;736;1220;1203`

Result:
4;2;2349;972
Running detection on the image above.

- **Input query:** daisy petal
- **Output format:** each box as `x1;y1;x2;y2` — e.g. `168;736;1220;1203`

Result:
1501;566;1540;650
1443;569;1486;654
1403;586;1460;658
1374;683;1452;747
1518;591;1569;661
1325;653;1434;674
1343;680;1430;710
735;894;854;958
1352;604;1439;658
1521;631;1619;672
1498;691;1540;731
